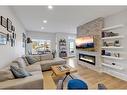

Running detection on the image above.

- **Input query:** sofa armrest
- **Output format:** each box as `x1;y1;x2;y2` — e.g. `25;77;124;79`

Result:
0;71;43;89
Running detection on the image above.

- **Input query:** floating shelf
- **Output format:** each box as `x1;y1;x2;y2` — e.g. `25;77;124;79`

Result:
102;63;123;70
102;24;124;31
101;46;123;49
102;36;124;40
102;55;124;60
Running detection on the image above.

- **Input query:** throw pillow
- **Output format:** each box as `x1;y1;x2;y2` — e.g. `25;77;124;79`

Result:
13;57;27;68
0;68;14;82
26;56;39;65
11;61;20;68
10;65;32;78
22;56;29;66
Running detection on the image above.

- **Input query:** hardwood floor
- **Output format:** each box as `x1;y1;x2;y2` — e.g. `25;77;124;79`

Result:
43;57;127;89
66;57;127;89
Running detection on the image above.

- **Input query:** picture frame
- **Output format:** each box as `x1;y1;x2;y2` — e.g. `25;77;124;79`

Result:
12;32;15;39
7;18;12;32
0;32;7;45
22;33;26;47
11;38;14;47
9;33;15;47
0;16;7;28
12;32;16;39
15;33;16;39
11;25;15;31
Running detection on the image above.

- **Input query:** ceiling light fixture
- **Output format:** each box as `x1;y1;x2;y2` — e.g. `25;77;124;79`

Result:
48;5;53;10
41;27;44;30
43;20;47;23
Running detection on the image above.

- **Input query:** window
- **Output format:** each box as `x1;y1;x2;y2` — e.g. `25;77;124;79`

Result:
69;41;75;54
32;39;51;54
68;36;75;55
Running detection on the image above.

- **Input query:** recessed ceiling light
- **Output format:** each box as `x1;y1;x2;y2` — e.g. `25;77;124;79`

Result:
48;5;53;10
41;27;44;30
43;20;47;23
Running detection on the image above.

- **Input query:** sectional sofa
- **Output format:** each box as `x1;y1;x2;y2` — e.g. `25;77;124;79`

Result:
0;53;66;89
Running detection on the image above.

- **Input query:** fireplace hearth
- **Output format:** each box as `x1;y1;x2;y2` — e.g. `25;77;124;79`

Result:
79;53;95;65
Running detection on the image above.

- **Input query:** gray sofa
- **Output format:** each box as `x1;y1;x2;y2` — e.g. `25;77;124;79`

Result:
26;54;66;71
0;53;66;89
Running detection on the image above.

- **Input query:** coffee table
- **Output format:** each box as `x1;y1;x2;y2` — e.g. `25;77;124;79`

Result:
51;65;77;88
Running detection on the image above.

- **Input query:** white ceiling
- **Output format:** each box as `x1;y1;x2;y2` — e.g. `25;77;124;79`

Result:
12;6;127;34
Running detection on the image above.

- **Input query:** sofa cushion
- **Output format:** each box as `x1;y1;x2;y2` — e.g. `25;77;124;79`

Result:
25;64;41;72
40;53;53;61
4;62;20;70
39;57;66;71
13;57;27;68
26;56;40;65
22;56;29;66
40;57;66;65
9;62;19;68
0;68;14;82
10;66;32;78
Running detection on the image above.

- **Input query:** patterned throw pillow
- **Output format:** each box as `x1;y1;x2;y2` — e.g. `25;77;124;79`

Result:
25;56;39;65
10;65;32;78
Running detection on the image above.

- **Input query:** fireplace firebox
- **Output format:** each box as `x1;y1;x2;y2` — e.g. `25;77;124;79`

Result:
79;53;95;65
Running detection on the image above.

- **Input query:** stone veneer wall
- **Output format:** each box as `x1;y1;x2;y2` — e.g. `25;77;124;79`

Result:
76;17;104;72
77;17;104;52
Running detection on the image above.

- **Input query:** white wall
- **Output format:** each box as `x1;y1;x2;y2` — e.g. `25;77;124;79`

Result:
104;9;127;80
26;31;56;50
0;6;26;68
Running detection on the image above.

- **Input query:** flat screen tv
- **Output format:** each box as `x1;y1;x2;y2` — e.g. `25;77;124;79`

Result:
76;36;94;50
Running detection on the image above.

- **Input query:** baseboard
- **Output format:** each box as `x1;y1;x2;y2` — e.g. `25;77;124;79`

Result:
102;69;127;81
78;61;101;73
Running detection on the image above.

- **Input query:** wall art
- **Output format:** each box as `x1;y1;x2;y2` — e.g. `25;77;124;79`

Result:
0;16;7;28
11;25;15;31
7;18;12;32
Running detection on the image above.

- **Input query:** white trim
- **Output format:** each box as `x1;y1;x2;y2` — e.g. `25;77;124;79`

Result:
102;63;123;70
102;36;124;40
102;24;124;31
102;55;124;60
101;46;123;49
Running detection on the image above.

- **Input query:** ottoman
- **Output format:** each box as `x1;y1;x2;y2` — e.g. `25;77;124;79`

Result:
67;79;88;90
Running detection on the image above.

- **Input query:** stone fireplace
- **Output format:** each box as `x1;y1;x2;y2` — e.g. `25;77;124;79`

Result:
76;17;104;72
79;53;95;65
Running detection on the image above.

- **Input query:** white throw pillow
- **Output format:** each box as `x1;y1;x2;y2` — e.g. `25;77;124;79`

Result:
14;57;27;68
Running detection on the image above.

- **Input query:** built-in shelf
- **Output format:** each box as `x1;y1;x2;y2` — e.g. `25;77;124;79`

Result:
101;24;126;80
102;24;124;31
102;63;123;70
102;55;124;60
102;36;124;40
59;50;67;51
101;46;123;49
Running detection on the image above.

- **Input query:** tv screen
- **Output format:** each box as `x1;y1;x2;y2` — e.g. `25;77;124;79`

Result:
76;36;94;49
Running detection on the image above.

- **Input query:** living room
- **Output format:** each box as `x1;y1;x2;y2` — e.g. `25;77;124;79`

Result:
0;5;127;92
